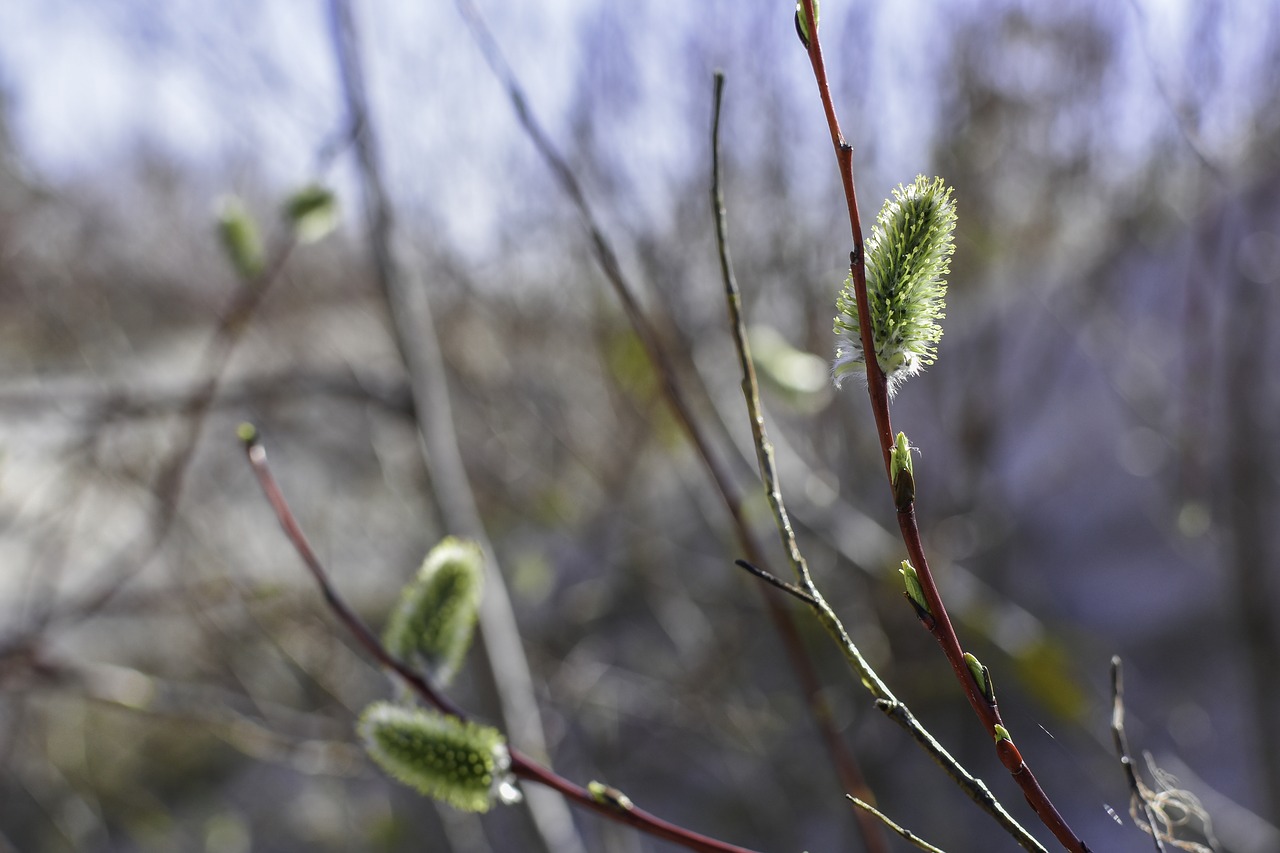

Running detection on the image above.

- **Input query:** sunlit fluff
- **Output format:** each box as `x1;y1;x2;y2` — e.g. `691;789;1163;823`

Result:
834;175;956;395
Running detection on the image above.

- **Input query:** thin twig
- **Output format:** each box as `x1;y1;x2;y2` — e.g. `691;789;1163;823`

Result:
1111;657;1169;853
711;71;1046;853
796;3;1089;849
732;560;819;608
240;430;762;853
848;797;949;853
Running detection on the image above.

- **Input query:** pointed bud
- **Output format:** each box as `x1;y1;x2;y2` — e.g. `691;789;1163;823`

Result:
889;431;916;509
358;702;515;812
899;561;930;618
384;537;484;687
963;652;995;703
216;196;265;279
588;781;635;811
993;724;1012;743
283;184;338;244
834;176;956;395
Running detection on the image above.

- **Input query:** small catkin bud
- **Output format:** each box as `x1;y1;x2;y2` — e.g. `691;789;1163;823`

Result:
834;175;956;395
383;537;484;687
236;422;259;446
283;184;338;243
216;196;265;279
358;702;514;813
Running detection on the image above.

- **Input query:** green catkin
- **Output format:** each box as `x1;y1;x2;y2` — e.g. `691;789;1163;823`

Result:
358;702;511;813
834;175;956;395
383;537;484;687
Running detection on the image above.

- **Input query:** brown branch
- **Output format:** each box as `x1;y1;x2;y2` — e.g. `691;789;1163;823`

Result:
732;560;820;608
796;2;1089;850
240;429;762;853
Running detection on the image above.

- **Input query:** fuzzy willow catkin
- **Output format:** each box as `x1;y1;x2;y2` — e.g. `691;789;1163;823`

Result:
383;537;484;687
833;175;956;395
358;702;513;813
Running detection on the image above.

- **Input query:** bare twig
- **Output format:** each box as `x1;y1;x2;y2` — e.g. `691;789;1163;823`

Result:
240;430;762;853
732;560;819;608
796;3;1088;848
712;71;1046;853
1110;656;1168;853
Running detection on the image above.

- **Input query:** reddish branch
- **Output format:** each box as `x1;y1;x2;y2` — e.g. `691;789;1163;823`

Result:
796;2;1090;851
242;432;761;853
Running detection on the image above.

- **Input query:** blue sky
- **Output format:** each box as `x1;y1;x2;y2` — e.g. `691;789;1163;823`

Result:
0;0;1274;254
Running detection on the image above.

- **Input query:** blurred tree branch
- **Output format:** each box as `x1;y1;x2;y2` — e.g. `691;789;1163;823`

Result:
326;3;587;852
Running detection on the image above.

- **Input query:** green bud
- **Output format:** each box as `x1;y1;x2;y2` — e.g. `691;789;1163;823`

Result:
963;652;994;703
358;702;515;812
834;176;956;395
283;184;338;244
384;537;484;687
588;781;634;811
899;561;930;617
216;195;265;279
993;724;1012;743
889;431;916;509
236;422;259;446
794;0;819;47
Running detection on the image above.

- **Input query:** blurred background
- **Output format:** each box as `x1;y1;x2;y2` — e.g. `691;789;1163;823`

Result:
1;1;1278;851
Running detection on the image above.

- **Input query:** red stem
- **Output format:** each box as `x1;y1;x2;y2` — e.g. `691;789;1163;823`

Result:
797;3;1089;850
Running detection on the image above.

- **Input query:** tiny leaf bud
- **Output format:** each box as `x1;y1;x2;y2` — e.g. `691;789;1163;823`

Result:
889;431;916;509
899;561;930;617
794;1;819;48
963;651;995;703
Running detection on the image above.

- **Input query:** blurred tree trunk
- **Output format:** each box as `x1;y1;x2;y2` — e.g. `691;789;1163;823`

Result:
1222;197;1280;824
